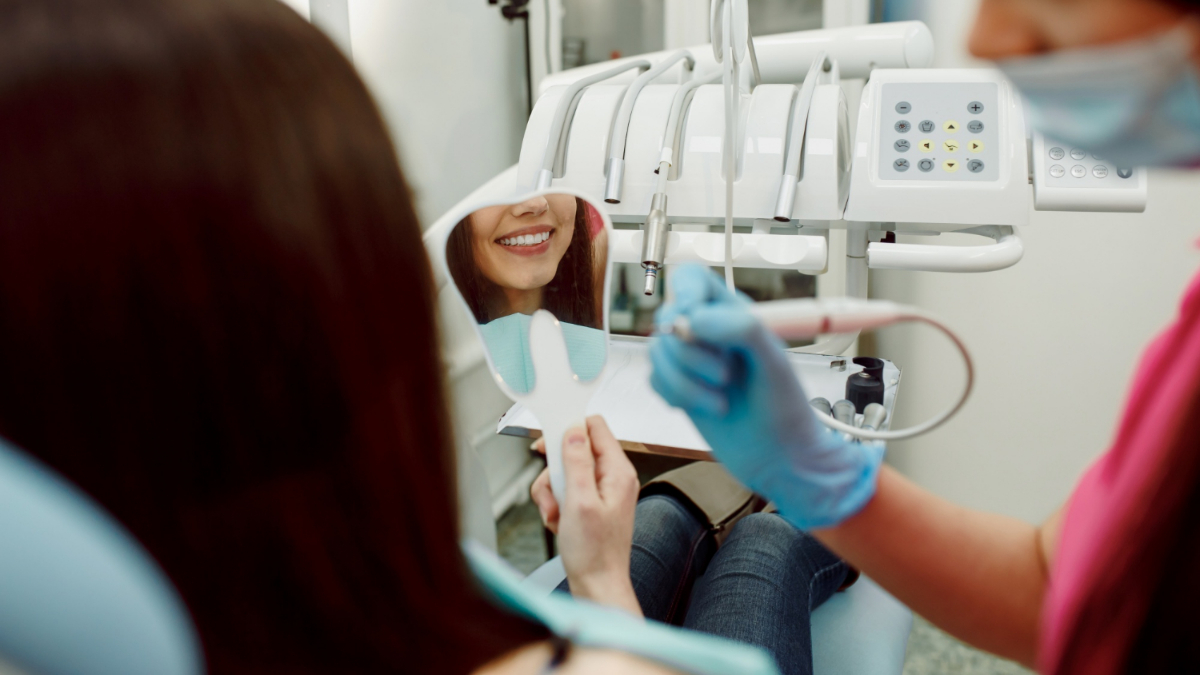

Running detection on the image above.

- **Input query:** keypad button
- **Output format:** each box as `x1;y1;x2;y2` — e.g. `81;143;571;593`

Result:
918;159;935;172
1049;147;1065;160
1117;167;1134;179
1049;164;1066;178
1092;165;1109;178
968;120;984;133
943;120;960;133
896;102;912;114
967;101;985;114
894;139;911;152
918;139;934;152
1071;165;1087;178
943;139;960;153
894;158;911;172
1070;148;1086;160
968;140;984;153
943;159;961;173
895;120;911;133
919;120;936;133
968;159;985;173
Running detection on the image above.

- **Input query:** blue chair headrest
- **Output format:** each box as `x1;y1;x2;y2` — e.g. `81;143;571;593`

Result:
0;439;203;675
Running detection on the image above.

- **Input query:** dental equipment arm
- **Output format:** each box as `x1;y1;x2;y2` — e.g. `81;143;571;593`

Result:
814;471;1064;668
535;59;653;191
774;52;836;222
640;68;724;296
605;50;696;205
537;21;934;94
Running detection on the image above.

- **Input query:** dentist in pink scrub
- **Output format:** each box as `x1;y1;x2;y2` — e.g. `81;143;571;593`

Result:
650;0;1200;672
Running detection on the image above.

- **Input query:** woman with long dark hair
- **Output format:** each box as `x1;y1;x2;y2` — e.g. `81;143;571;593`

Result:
0;1;773;673
650;0;1200;672
447;194;601;329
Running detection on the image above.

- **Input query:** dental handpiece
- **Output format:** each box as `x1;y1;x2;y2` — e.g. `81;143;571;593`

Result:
658;296;974;443
860;403;888;432
809;397;833;417
665;297;907;341
832;400;856;425
641;193;669;296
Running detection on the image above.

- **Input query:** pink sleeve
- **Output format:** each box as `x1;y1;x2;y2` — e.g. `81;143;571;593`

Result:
1038;268;1200;674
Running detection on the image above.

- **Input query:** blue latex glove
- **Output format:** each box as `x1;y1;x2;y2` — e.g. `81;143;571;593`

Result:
649;264;884;530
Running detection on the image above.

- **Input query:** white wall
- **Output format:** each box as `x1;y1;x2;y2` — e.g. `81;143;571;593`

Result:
345;1;528;226
873;0;1200;523
276;1;528;226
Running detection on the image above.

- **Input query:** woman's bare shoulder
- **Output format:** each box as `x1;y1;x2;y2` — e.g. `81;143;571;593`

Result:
474;641;682;675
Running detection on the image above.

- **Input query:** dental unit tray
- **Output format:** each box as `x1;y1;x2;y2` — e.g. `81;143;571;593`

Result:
497;337;901;461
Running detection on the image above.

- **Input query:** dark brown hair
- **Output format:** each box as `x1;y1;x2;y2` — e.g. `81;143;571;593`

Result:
0;0;545;672
447;198;598;327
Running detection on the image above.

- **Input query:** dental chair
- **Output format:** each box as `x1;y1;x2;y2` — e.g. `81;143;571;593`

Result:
0;438;202;675
524;551;912;675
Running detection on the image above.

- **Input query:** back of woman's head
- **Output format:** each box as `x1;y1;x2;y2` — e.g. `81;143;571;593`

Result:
0;0;541;671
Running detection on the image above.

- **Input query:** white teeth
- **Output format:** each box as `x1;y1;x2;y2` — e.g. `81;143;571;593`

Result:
499;231;550;247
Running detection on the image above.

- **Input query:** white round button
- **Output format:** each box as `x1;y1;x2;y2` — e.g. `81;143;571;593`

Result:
1071;165;1087;178
1092;165;1109;178
1049;164;1065;178
1049;147;1065;160
1070;149;1087;160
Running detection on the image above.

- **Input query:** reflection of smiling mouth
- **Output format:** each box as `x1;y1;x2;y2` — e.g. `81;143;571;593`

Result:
495;226;554;257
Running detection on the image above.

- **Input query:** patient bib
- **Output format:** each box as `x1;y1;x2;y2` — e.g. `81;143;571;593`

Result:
478;314;606;393
464;542;780;675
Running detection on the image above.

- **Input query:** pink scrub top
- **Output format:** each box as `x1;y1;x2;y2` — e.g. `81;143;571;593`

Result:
1038;266;1200;673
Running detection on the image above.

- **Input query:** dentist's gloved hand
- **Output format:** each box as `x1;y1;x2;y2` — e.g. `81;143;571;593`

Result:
649;264;884;530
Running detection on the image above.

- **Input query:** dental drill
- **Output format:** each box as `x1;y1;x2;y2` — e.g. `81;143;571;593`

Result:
640;68;723;295
641;193;669;295
663;297;974;442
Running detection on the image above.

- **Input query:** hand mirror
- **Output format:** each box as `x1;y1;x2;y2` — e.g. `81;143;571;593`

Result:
441;190;612;500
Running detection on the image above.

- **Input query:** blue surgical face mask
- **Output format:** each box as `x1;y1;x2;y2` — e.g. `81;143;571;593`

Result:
997;25;1200;168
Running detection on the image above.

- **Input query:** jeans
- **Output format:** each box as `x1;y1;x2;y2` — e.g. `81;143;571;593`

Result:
557;493;849;675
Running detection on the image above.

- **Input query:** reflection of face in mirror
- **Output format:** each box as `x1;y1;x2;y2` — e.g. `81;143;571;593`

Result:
448;194;605;329
447;194;609;394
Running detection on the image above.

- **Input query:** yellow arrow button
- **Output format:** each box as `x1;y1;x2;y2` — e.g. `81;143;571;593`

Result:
969;140;985;153
943;159;960;173
943;120;960;133
919;139;934;152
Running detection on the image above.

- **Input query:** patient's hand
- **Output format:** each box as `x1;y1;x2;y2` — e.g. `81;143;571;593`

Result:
530;416;642;617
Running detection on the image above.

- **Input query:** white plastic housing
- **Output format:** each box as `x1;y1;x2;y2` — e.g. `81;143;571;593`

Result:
537;21;935;94
1031;133;1147;213
844;69;1031;228
516;81;850;225
609;229;827;272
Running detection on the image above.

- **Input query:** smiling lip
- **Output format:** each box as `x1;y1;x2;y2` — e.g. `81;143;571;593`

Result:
495;225;555;257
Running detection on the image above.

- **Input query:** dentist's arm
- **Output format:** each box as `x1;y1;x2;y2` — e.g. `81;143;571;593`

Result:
815;469;1062;667
650;265;1059;667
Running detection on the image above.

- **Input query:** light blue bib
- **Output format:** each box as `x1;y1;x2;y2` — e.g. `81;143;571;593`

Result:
464;543;780;675
478;314;607;394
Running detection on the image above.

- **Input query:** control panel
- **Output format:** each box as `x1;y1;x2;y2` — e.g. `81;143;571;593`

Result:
878;82;999;182
845;69;1030;228
1031;133;1147;213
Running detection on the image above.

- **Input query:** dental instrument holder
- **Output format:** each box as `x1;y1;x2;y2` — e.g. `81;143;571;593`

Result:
846;357;886;413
